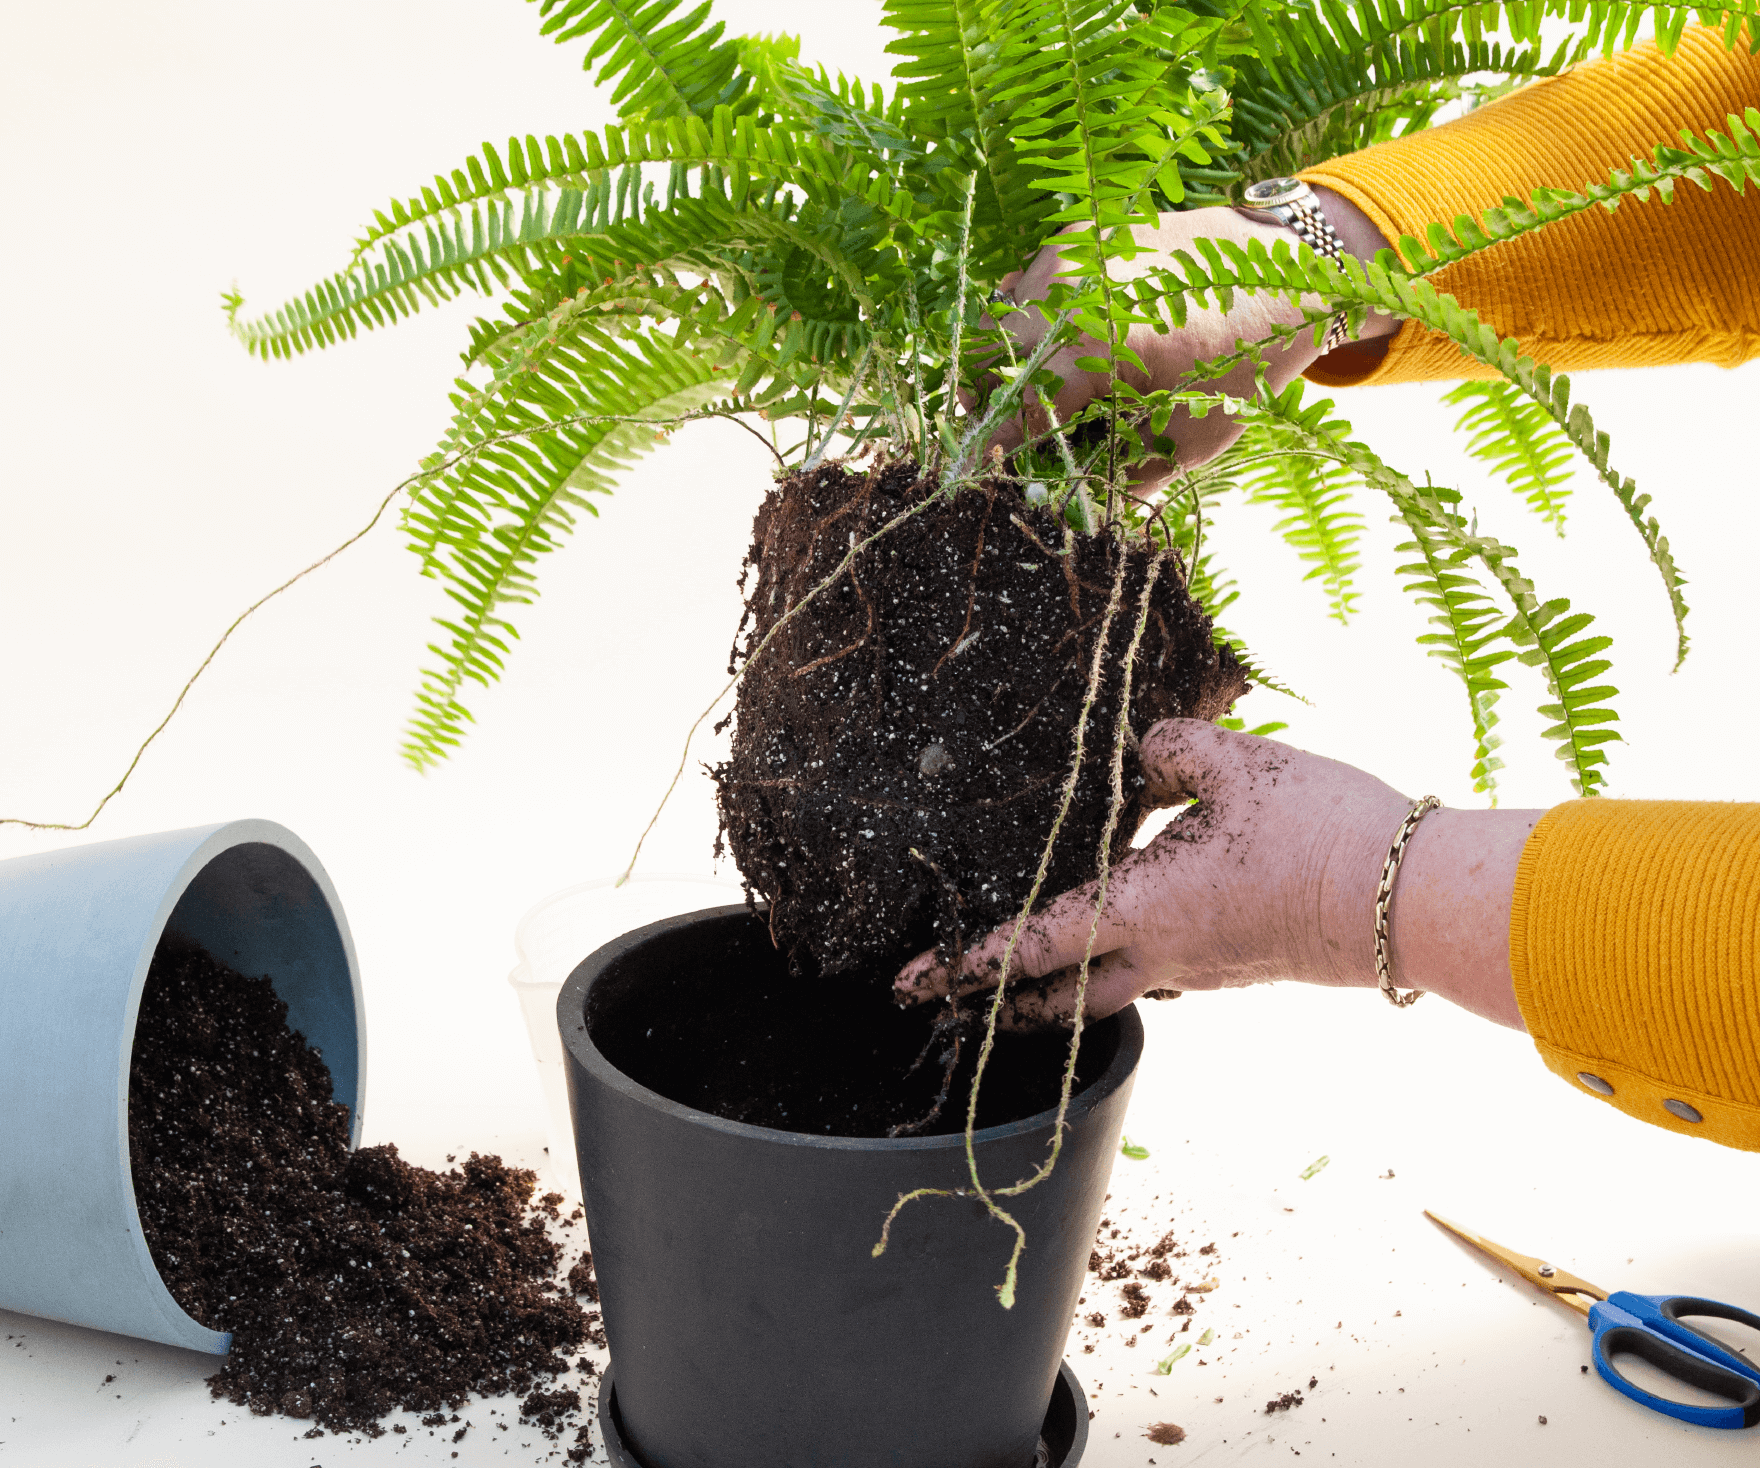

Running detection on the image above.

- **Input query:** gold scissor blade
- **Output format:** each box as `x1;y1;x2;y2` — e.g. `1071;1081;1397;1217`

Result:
1424;1210;1607;1316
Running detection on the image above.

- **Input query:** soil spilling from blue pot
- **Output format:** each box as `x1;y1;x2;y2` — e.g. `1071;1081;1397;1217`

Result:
714;460;1248;984
128;937;597;1442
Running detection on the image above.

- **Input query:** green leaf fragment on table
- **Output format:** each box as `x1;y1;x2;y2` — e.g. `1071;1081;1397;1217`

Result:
1197;1327;1214;1346
1299;1154;1330;1180
1120;1136;1150;1160
1155;1343;1191;1374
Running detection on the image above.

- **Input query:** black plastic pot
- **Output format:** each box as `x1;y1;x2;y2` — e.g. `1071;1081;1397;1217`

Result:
595;1360;1090;1467
558;906;1144;1468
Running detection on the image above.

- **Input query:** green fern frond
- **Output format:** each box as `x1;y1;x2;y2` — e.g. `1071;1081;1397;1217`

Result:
880;0;1059;278
1220;0;1760;189
1315;0;1760;62
1392;108;1760;278
1229;0;1560;185
761;56;920;162
1442;381;1574;534
1135;228;1691;669
1233;429;1364;623
343;107;911;269
1395;527;1512;800
401;325;734;769
534;0;748;123
232;176;899;364
1240;382;1617;795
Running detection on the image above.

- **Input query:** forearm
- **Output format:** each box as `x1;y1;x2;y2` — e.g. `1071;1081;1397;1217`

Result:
1383;807;1542;1029
1300;800;1535;1026
1299;26;1760;387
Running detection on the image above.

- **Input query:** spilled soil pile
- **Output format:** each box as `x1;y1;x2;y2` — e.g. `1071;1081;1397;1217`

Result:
128;938;590;1435
715;460;1247;982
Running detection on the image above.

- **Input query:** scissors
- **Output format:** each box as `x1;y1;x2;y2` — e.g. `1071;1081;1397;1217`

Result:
1426;1211;1760;1429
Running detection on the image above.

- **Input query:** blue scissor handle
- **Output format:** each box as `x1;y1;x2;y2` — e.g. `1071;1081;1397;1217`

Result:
1590;1292;1760;1429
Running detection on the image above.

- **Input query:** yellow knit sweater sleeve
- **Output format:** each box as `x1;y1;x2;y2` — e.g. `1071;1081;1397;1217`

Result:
1510;800;1760;1150
1295;28;1760;386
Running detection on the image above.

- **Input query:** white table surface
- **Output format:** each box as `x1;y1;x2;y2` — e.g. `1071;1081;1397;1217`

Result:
3;4;1758;1466
5;987;1758;1468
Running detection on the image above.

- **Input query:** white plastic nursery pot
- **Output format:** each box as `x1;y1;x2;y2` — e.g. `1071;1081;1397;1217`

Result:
509;872;742;1196
0;819;365;1355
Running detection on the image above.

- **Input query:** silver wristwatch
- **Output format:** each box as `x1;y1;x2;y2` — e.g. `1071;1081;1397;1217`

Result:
1235;177;1352;355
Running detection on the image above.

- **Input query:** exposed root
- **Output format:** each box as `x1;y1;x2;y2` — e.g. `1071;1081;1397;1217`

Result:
998;549;1165;1200
889;1001;968;1138
869;530;1173;1304
619;485;941;884
930;485;997;680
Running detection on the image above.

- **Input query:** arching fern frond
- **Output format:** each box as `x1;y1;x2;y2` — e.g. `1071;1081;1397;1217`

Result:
1133;225;1691;668
1239;382;1618;795
1232;425;1365;623
230;174;902;363
1395;526;1512;802
533;0;747;123
344;108;910;268
1391;107;1760;278
1443;380;1574;534
401;324;735;769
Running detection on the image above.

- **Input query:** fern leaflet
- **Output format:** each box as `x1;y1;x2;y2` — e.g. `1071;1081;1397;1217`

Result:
1442;381;1575;534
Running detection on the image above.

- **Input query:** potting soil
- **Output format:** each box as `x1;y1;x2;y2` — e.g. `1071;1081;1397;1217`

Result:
127;937;590;1434
716;460;1247;983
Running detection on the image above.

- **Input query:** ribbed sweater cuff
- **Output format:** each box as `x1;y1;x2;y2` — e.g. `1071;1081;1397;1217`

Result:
1510;800;1760;1151
1296;27;1760;386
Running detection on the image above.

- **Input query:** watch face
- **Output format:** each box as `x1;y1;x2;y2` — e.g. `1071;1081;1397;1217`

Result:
1242;177;1306;208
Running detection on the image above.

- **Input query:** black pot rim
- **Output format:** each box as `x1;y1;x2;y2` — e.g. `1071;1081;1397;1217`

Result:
557;904;1145;1154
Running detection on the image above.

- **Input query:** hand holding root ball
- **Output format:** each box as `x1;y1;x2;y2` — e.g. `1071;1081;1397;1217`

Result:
894;720;1535;1031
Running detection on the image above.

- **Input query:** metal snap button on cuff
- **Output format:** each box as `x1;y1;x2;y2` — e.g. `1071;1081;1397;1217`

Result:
1663;1098;1703;1124
1576;1072;1614;1096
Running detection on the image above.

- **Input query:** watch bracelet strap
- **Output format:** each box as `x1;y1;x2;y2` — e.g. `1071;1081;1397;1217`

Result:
1277;195;1352;355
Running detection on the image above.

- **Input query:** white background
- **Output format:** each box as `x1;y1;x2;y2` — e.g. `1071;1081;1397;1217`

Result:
2;4;1757;1465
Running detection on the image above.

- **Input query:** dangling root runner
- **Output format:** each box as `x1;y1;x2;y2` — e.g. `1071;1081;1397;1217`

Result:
872;530;1169;1306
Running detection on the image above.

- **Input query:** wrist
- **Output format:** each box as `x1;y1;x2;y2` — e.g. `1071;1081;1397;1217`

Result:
1306;184;1401;345
1385;807;1541;1029
1300;790;1416;992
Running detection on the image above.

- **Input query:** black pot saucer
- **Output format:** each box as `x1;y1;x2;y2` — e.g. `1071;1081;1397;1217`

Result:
596;1357;1091;1467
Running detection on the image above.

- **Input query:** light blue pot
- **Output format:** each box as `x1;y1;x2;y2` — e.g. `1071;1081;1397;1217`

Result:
0;820;365;1354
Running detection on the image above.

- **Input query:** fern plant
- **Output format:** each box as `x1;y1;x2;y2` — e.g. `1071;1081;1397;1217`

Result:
212;0;1760;1309
225;0;1757;808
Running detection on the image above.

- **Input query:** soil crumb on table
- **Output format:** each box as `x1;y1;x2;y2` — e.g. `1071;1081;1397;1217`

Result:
1146;1421;1187;1445
127;938;590;1435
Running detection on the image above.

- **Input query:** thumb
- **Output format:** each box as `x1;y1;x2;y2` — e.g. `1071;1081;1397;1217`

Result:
1136;717;1253;807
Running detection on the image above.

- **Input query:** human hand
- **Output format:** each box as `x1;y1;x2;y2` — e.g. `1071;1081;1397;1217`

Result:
986;189;1397;487
893;719;1534;1031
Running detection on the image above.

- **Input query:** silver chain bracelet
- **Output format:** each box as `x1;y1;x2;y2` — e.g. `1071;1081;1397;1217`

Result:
1373;795;1441;1008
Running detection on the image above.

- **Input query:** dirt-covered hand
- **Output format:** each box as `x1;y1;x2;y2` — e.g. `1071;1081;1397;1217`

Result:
894;718;1534;1031
985;193;1397;486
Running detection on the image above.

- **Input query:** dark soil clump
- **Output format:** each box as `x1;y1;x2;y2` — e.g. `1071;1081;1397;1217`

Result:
127;938;588;1434
715;459;1247;982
